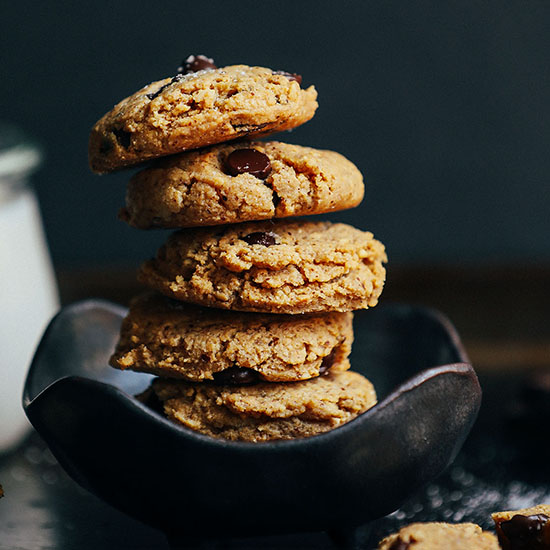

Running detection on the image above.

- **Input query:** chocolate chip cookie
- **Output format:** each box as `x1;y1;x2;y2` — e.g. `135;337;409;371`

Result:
150;370;376;442
138;220;387;314
492;504;550;550
89;64;318;173
119;141;364;228
110;292;353;382
378;522;499;549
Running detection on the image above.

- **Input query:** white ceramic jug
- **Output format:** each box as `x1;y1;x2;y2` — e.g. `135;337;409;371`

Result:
0;123;59;452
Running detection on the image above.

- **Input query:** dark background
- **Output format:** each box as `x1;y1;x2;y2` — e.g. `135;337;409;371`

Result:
2;0;549;269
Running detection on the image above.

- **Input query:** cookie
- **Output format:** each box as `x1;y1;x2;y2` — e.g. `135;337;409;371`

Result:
138;220;387;314
110;292;353;382
150;371;377;442
119;141;364;229
89;64;318;173
378;522;499;549
492;504;550;550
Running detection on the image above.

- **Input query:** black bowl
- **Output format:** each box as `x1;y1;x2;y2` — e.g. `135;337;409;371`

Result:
23;300;480;539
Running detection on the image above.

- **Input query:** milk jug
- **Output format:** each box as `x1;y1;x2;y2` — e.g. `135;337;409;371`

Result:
0;123;59;452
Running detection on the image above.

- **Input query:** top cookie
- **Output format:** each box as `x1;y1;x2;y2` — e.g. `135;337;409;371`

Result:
88;64;318;173
378;522;499;550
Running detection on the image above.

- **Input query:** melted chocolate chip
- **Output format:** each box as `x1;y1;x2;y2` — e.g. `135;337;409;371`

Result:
178;55;217;74
499;514;550;548
213;367;259;386
273;70;302;85
113;128;131;148
242;231;278;246
230;122;269;134
319;349;337;375
99;138;113;155
147;74;185;101
224;148;272;179
271;188;281;208
389;539;410;550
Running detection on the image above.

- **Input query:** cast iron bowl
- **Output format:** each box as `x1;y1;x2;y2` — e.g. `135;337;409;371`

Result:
23;300;480;539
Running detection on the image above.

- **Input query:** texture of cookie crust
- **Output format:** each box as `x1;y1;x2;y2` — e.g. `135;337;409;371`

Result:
138;220;387;314
378;522;499;549
151;371;377;442
89;65;318;173
120;141;364;228
492;504;550;550
110;292;353;382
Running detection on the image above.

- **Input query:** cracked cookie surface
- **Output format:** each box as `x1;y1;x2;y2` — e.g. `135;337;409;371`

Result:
89;65;318;173
120;141;364;228
378;522;499;549
151;370;377;442
110;292;353;382
138;220;387;314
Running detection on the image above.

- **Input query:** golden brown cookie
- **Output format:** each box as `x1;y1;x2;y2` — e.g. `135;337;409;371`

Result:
138;220;387;314
120;141;364;229
89;65;318;173
151;371;376;442
110;292;353;382
378;522;499;549
492;504;550;550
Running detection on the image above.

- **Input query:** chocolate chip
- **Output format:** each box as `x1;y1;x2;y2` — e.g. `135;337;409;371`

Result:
389;539;410;550
178;55;217;74
230;122;269;134
499;514;550;548
213;367;259;386
242;231;278;246
271;189;281;208
273;70;302;85
319;349;337;375
99;138;113;155
113;128;131;148
224;148;272;179
147;74;185;100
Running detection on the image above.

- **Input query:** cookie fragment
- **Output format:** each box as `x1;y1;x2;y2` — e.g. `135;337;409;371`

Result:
110;292;353;382
120;141;364;229
151;371;377;442
492;505;550;550
138;220;387;314
378;522;500;549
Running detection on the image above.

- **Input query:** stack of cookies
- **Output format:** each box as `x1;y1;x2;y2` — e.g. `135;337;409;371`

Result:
89;55;387;442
